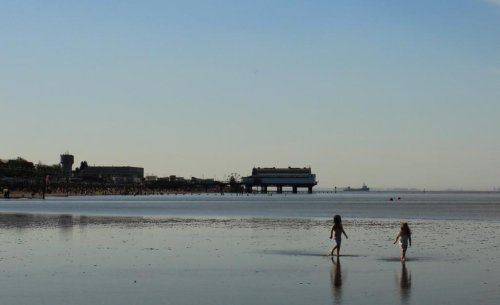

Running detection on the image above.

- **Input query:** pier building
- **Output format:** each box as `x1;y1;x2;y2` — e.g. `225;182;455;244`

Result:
241;167;317;193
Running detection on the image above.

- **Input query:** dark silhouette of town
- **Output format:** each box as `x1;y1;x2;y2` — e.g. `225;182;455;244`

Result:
1;154;317;199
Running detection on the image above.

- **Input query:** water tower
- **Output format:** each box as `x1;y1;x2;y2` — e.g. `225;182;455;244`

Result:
60;153;74;177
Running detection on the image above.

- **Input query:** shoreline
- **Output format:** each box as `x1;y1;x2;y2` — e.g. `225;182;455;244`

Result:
4;189;500;200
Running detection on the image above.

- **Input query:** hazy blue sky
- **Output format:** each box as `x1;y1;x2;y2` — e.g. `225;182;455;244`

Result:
1;0;499;190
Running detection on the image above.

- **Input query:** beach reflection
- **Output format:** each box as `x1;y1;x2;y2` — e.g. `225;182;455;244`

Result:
58;214;74;239
396;262;412;304
330;256;343;305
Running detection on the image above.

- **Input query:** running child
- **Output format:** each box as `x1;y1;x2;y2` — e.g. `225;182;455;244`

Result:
329;215;348;256
393;222;412;261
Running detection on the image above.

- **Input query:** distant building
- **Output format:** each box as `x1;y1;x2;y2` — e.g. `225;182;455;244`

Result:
78;166;144;184
241;167;317;193
145;175;158;182
60;154;74;177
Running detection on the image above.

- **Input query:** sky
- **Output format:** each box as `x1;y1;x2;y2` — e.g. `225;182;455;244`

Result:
1;0;500;190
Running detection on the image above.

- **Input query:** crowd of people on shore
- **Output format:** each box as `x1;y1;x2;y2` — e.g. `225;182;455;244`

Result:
2;184;237;199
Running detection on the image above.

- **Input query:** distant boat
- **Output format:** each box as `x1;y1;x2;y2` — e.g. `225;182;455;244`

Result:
343;184;370;192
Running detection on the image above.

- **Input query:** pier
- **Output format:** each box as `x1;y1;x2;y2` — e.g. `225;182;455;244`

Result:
241;167;317;194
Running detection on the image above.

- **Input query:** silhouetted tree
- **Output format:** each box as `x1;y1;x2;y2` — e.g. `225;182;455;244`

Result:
80;161;88;170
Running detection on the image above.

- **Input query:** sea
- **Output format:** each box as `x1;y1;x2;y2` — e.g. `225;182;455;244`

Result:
0;192;499;305
0;191;499;221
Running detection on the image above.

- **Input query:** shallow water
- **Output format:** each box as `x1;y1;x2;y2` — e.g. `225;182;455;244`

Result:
1;192;500;221
0;193;499;304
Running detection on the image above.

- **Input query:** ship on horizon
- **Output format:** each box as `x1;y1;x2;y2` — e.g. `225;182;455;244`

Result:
343;184;370;192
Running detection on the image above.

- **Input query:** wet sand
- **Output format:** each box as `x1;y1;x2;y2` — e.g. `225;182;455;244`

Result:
0;214;499;305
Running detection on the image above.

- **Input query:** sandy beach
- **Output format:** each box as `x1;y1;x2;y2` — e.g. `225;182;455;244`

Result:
0;214;498;305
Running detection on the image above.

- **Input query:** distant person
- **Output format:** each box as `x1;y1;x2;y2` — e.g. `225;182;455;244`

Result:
329;215;348;256
394;222;412;261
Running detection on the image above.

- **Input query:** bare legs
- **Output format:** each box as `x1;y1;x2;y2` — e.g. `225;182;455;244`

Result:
331;245;341;257
401;245;408;261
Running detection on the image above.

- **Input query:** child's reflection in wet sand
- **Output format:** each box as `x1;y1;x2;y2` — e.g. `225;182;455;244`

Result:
330;256;343;305
396;262;412;304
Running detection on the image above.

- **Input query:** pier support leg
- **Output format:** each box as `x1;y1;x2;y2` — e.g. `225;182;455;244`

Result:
277;186;283;194
308;186;313;194
292;186;298;194
261;186;267;194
